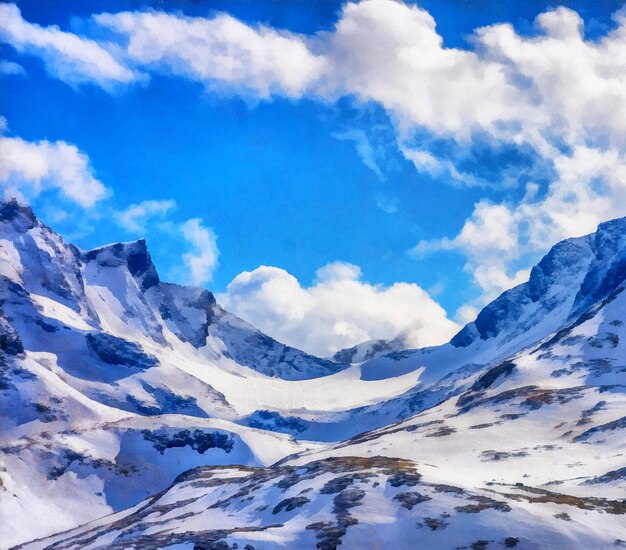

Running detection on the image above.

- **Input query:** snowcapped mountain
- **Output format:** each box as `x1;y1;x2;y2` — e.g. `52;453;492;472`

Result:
1;199;625;549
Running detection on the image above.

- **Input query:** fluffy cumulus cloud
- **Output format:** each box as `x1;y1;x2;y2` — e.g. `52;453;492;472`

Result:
219;261;459;357
3;0;626;309
0;126;109;208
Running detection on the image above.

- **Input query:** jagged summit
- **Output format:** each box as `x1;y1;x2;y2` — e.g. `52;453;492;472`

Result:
0;198;37;227
450;234;595;348
84;238;161;291
450;216;626;350
341;216;626;367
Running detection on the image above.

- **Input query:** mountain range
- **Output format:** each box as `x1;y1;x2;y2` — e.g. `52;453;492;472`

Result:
1;199;624;549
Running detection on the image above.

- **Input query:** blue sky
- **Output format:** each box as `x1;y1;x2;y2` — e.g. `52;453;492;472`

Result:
1;0;625;355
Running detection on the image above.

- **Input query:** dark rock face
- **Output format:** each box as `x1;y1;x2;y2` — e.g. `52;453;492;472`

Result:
574;217;626;315
473;286;528;342
583;467;626;484
423;517;448;531
141;429;235;455
0;311;24;356
387;471;422;487
86;333;158;369
470;361;516;392
457;385;585;414
333;340;392;364
451;233;597;348
84;240;160;291
450;323;479;347
124;383;209;418
393;491;431;509
246;410;307;435
574;416;626;442
454;495;511;513
0;199;37;229
156;283;217;348
272;496;310;515
527;238;592;303
126;240;160;291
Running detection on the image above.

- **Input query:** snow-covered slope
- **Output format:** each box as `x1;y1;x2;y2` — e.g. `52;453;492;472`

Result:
20;250;626;550
2;199;626;549
0;200;352;547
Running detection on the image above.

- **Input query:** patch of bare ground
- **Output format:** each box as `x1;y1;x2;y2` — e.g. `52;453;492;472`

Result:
481;450;528;461
583;467;626;485
489;483;626;514
456;385;586;414
454;495;511;513
393;491;432;509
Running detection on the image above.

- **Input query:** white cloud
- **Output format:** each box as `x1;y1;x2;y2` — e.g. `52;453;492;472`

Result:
318;1;521;140
0;59;25;75
332;129;384;180
400;145;486;188
0;3;140;88
116;199;176;234
315;260;362;283
218;261;459;356
175;218;219;286
455;304;479;326
375;195;399;214
5;2;625;157
4;1;625;150
93;9;323;98
0;131;109;208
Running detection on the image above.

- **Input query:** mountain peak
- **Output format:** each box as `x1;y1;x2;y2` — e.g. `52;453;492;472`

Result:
449;217;626;349
0;199;38;230
83;238;160;291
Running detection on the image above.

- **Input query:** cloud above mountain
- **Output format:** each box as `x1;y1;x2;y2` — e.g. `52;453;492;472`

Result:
218;261;459;356
0;121;109;208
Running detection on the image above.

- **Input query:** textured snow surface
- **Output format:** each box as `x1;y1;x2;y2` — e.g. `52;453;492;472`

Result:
1;200;626;549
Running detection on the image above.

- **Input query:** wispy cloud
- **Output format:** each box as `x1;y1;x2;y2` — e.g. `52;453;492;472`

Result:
332;129;385;181
116;199;177;234
177;218;219;286
0;3;141;89
0;59;25;76
95;8;322;98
